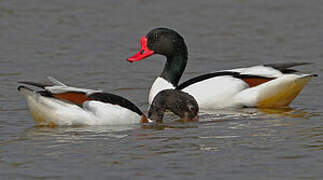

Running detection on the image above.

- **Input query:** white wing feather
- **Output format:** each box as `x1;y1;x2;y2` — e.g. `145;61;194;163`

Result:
47;76;67;86
45;77;103;95
221;65;283;78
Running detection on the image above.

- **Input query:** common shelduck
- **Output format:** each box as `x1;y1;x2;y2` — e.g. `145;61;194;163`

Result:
18;77;199;126
127;28;316;109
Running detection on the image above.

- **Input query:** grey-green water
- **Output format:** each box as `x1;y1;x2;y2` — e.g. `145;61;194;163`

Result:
0;0;322;179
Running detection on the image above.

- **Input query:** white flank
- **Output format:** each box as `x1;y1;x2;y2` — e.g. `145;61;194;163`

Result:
83;101;142;125
148;77;175;105
182;76;248;109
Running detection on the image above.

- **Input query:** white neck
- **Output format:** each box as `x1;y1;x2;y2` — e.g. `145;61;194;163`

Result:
148;77;175;105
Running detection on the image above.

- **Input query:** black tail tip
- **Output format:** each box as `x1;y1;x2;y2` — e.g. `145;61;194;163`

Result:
17;85;24;91
17;85;33;92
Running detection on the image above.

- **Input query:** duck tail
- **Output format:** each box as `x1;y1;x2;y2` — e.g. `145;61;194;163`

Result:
256;74;315;108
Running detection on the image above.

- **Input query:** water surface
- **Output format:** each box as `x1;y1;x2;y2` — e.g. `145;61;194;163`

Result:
0;0;322;179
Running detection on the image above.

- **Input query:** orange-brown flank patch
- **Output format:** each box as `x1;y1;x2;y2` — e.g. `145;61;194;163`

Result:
140;114;149;123
53;92;91;105
242;77;274;87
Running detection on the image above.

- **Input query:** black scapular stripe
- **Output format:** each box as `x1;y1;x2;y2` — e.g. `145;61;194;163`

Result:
88;93;143;116
176;71;274;90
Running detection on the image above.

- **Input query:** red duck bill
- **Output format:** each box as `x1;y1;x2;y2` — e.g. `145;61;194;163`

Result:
127;36;155;62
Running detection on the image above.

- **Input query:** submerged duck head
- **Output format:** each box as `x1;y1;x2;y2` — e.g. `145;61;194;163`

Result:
148;89;199;123
127;28;187;62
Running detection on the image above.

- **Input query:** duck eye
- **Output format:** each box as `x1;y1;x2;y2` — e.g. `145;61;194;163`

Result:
154;34;158;40
188;105;195;111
